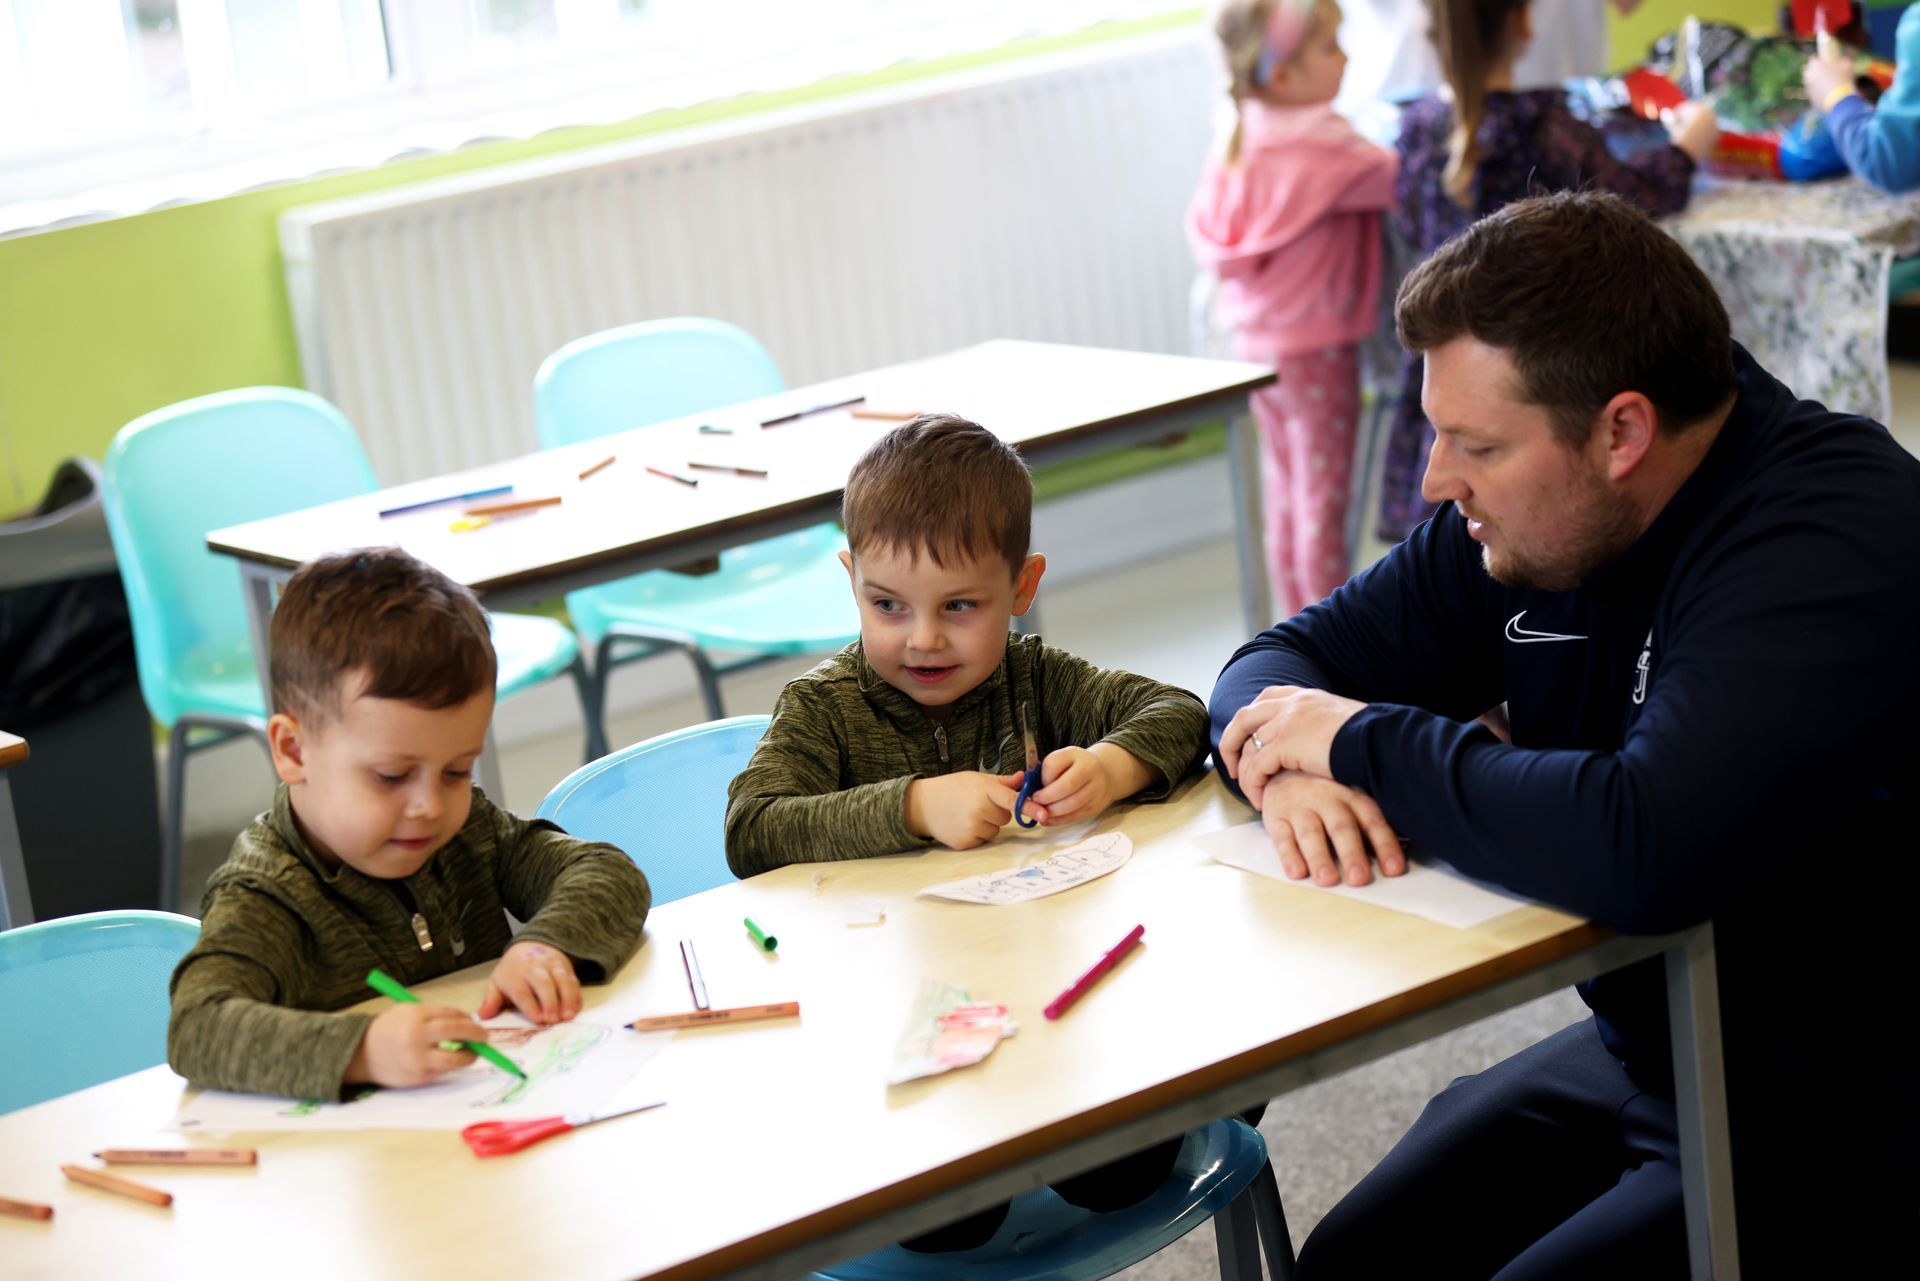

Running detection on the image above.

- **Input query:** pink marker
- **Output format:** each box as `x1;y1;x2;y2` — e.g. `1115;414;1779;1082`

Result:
1043;925;1145;1020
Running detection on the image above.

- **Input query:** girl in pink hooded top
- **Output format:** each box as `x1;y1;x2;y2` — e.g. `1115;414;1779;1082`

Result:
1187;0;1396;617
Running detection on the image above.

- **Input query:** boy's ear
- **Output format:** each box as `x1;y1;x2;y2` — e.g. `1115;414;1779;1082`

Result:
267;712;309;786
838;549;856;587
1012;553;1047;616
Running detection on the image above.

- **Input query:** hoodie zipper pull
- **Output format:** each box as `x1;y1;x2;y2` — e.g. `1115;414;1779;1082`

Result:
409;912;434;952
933;724;950;764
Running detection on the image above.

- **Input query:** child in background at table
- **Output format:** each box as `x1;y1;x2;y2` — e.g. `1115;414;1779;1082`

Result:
726;413;1210;1252
1804;5;1920;193
1375;0;1717;541
1188;0;1398;618
168;548;650;1101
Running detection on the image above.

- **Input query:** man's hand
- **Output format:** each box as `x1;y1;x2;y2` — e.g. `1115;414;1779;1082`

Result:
1219;686;1366;802
479;940;581;1023
346;1002;482;1087
1257;772;1406;887
906;771;1037;849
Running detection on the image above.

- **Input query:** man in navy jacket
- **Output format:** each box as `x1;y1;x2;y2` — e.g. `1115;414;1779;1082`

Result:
1212;191;1920;1278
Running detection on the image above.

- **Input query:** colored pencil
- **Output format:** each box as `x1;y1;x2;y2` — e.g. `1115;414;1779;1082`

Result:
760;395;863;426
1042;924;1145;1020
462;495;562;517
61;1164;172;1208
686;462;769;478
849;408;921;421
646;465;699;488
577;454;616;480
379;484;512;518
680;938;710;1011
628;1002;800;1032
0;1195;53;1221
92;1149;256;1167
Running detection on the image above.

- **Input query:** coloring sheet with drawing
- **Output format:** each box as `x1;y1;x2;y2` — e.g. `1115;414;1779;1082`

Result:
171;1017;673;1132
918;832;1133;905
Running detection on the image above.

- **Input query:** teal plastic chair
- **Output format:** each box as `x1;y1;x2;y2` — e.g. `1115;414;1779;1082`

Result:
0;910;201;1114
536;715;770;904
536;716;1296;1281
533;319;859;760
101;387;591;913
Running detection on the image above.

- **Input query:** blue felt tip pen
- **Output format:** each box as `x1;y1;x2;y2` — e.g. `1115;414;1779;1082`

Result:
378;484;513;518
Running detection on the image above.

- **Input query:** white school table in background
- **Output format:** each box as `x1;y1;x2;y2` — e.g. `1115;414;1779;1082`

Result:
0;729;31;928
0;774;1737;1280
207;340;1281;695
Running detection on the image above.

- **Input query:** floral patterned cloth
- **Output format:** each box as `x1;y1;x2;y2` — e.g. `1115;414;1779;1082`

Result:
1661;176;1920;426
1377;90;1698;541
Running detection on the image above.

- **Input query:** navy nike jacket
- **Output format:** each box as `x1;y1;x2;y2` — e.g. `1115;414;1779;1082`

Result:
1210;345;1920;1244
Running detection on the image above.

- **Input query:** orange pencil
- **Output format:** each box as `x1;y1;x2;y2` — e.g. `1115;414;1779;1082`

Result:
577;455;617;480
849;408;921;421
61;1164;172;1208
463;495;562;517
628;1001;800;1032
0;1195;53;1221
92;1148;256;1167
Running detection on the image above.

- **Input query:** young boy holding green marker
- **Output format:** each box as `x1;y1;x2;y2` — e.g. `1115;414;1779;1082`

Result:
167;547;651;1100
725;413;1211;1250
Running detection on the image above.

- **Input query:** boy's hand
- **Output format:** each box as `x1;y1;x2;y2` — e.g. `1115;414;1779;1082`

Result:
1031;743;1157;825
347;1002;483;1087
479;941;581;1024
906;772;1039;849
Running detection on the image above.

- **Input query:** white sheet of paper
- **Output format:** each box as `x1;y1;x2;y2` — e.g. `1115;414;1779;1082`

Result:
171;1016;672;1133
1191;821;1533;929
918;832;1133;905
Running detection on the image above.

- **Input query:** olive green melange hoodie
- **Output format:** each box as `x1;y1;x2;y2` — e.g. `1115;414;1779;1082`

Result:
168;786;650;1100
725;633;1209;877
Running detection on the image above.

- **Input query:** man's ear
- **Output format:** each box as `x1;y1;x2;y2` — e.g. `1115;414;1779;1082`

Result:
267;712;309;786
1597;391;1658;482
1012;553;1047;615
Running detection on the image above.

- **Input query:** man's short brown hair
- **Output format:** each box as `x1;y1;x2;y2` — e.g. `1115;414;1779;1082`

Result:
1396;191;1737;444
842;413;1032;574
270;547;495;722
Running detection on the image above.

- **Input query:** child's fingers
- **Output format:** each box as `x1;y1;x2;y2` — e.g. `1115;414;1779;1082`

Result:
1038;781;1095;822
553;965;582;1020
1014;795;1049;825
1030;761;1091;805
476;985;505;1019
517;967;563;1022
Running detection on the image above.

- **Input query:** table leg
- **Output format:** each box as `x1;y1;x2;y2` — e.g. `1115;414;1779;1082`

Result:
0;772;33;929
1665;922;1740;1279
1226;410;1272;635
239;561;287;711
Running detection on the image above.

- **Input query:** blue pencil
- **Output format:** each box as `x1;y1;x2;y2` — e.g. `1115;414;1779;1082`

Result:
378;484;513;518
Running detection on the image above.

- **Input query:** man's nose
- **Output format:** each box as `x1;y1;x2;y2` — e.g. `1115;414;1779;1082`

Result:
1421;436;1465;506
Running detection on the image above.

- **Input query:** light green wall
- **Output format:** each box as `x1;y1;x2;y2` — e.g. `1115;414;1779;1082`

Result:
1611;0;1780;69
0;2;1780;518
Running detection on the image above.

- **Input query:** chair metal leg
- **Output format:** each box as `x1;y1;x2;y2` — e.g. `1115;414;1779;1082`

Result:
0;771;34;929
1248;1158;1296;1281
1213;1186;1264;1281
682;644;726;721
567;653;604;764
162;721;192;915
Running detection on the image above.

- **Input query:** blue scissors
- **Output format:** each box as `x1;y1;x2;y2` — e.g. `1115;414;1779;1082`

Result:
1014;701;1042;828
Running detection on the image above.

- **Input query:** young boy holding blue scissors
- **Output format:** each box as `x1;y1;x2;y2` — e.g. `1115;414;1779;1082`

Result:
725;412;1210;1251
725;412;1209;872
168;548;651;1101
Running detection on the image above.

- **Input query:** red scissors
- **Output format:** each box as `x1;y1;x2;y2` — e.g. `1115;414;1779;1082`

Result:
460;1099;665;1158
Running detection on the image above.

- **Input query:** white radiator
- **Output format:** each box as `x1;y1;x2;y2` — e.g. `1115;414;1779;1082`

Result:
279;29;1218;484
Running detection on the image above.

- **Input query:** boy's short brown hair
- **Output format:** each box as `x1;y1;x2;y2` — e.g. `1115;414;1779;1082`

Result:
1396;190;1737;445
842;413;1032;574
270;547;496;722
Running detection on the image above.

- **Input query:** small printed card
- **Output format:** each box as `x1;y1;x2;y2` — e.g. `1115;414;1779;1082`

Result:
918;832;1132;905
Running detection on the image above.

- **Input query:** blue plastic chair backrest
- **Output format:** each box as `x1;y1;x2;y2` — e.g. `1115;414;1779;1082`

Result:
533;318;785;447
536;716;772;904
100;388;377;726
0;910;202;1114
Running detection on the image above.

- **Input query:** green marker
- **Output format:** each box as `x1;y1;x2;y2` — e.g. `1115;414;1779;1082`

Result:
743;917;777;953
365;968;527;1079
